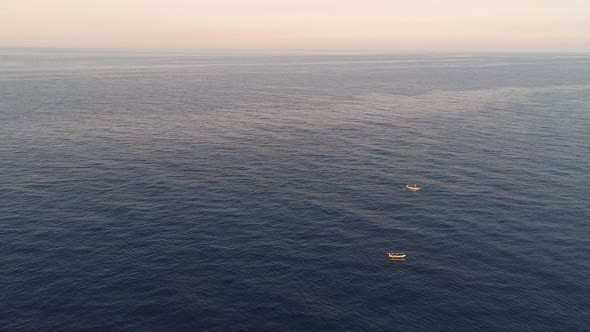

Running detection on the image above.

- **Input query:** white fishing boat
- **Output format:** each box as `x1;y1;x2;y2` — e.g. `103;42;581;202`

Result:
406;184;421;191
387;252;407;260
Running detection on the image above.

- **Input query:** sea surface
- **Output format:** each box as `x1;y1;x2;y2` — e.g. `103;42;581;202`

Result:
1;49;589;331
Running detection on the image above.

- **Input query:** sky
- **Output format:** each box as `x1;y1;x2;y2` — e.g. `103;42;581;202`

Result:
1;0;589;52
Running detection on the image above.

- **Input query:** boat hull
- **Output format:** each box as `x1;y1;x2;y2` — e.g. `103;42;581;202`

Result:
388;252;406;260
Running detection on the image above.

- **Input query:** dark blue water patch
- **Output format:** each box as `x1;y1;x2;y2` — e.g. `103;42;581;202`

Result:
1;51;590;331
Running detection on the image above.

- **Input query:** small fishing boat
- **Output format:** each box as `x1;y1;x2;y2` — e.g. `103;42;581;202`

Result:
388;252;407;260
406;184;421;191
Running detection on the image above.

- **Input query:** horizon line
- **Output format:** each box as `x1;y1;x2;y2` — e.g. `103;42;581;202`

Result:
2;47;590;55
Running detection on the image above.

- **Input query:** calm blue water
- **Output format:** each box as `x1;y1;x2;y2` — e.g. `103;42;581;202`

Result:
1;49;589;331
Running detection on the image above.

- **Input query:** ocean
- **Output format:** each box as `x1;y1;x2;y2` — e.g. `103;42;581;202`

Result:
1;49;589;331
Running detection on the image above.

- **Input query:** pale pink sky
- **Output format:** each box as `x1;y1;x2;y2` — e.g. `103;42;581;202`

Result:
1;0;589;51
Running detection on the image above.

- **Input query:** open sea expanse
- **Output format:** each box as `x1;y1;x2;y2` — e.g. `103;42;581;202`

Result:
1;49;589;331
